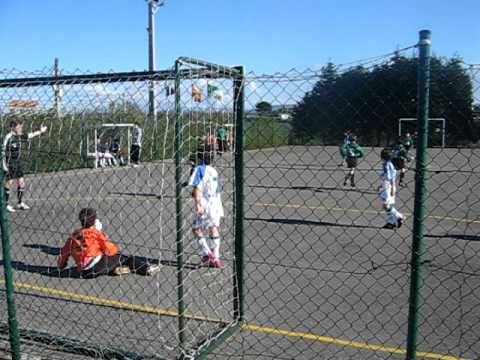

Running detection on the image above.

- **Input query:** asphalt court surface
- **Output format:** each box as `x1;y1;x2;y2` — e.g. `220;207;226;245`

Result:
1;146;479;360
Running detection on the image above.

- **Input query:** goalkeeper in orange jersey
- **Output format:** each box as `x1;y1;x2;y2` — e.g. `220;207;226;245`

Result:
58;208;160;278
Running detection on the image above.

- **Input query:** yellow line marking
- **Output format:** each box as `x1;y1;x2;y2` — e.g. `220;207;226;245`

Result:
252;202;480;225
243;324;468;360
10;280;223;324
0;280;469;360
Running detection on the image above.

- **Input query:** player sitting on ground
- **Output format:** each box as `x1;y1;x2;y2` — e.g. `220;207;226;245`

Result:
96;140;115;167
109;139;125;166
188;146;224;269
339;135;364;187
379;148;405;229
391;137;410;187
58;208;160;278
2;120;48;213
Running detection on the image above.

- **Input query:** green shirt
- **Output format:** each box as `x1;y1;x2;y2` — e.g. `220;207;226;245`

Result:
340;143;364;159
216;127;227;141
403;137;414;151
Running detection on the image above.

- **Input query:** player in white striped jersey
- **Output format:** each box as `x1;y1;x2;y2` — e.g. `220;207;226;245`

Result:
188;146;224;269
379;148;405;229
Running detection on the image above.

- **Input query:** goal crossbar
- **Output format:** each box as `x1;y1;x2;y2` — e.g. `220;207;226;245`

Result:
88;123;135;168
398;118;446;147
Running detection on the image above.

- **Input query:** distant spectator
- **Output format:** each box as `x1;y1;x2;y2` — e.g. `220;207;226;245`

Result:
216;126;228;155
130;123;143;167
109;139;125;166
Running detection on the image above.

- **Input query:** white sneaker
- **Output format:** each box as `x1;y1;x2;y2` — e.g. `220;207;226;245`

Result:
17;203;30;210
112;266;131;276
6;205;16;213
146;264;161;276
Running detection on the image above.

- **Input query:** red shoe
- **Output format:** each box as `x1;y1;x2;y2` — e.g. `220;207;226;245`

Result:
201;253;213;265
212;258;222;269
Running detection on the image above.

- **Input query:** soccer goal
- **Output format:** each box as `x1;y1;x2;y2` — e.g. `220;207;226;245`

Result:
171;58;245;359
398;118;446;147
0;57;245;360
84;123;135;168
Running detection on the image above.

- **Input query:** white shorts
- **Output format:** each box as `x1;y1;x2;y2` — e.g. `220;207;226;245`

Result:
192;211;222;229
379;188;395;208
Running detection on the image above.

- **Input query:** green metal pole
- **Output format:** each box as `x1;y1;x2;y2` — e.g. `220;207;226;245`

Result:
406;29;432;360
174;60;186;354
0;154;21;359
233;66;245;322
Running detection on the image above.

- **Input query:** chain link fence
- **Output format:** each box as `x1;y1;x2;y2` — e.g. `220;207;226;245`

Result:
0;60;244;360
1;35;480;360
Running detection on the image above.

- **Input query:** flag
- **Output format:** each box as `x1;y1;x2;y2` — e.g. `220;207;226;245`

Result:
207;84;219;97
213;90;224;102
192;84;203;102
165;85;175;96
207;83;223;102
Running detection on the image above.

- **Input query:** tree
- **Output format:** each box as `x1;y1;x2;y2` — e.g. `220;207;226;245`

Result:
291;62;339;144
291;55;476;146
256;101;273;113
430;57;476;143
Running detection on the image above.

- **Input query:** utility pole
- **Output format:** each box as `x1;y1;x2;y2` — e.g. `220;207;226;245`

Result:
147;0;165;123
53;57;62;118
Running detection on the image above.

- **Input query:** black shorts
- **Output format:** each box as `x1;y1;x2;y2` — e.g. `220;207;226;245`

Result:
346;158;357;168
392;158;406;170
217;139;228;153
5;161;24;180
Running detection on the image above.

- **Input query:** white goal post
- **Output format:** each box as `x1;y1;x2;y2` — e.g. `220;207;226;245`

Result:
87;123;136;168
398;118;446;147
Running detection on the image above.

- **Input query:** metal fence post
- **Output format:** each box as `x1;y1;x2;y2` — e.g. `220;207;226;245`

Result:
406;29;432;360
0;155;21;360
174;59;186;354
233;66;245;322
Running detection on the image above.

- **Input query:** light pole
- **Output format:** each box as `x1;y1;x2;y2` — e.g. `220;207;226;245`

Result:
53;57;63;118
147;0;165;123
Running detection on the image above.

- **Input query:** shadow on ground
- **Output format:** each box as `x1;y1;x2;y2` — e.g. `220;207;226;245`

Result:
245;216;379;229
248;184;378;195
425;234;480;242
0;244;204;279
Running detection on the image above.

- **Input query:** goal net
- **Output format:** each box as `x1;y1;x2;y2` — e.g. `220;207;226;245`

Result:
398;118;446;147
0;58;244;360
84;123;134;168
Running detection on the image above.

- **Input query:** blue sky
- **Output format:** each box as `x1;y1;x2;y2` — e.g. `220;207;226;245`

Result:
0;0;478;74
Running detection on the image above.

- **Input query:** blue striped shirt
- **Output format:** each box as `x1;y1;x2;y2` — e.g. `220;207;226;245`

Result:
382;160;396;182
